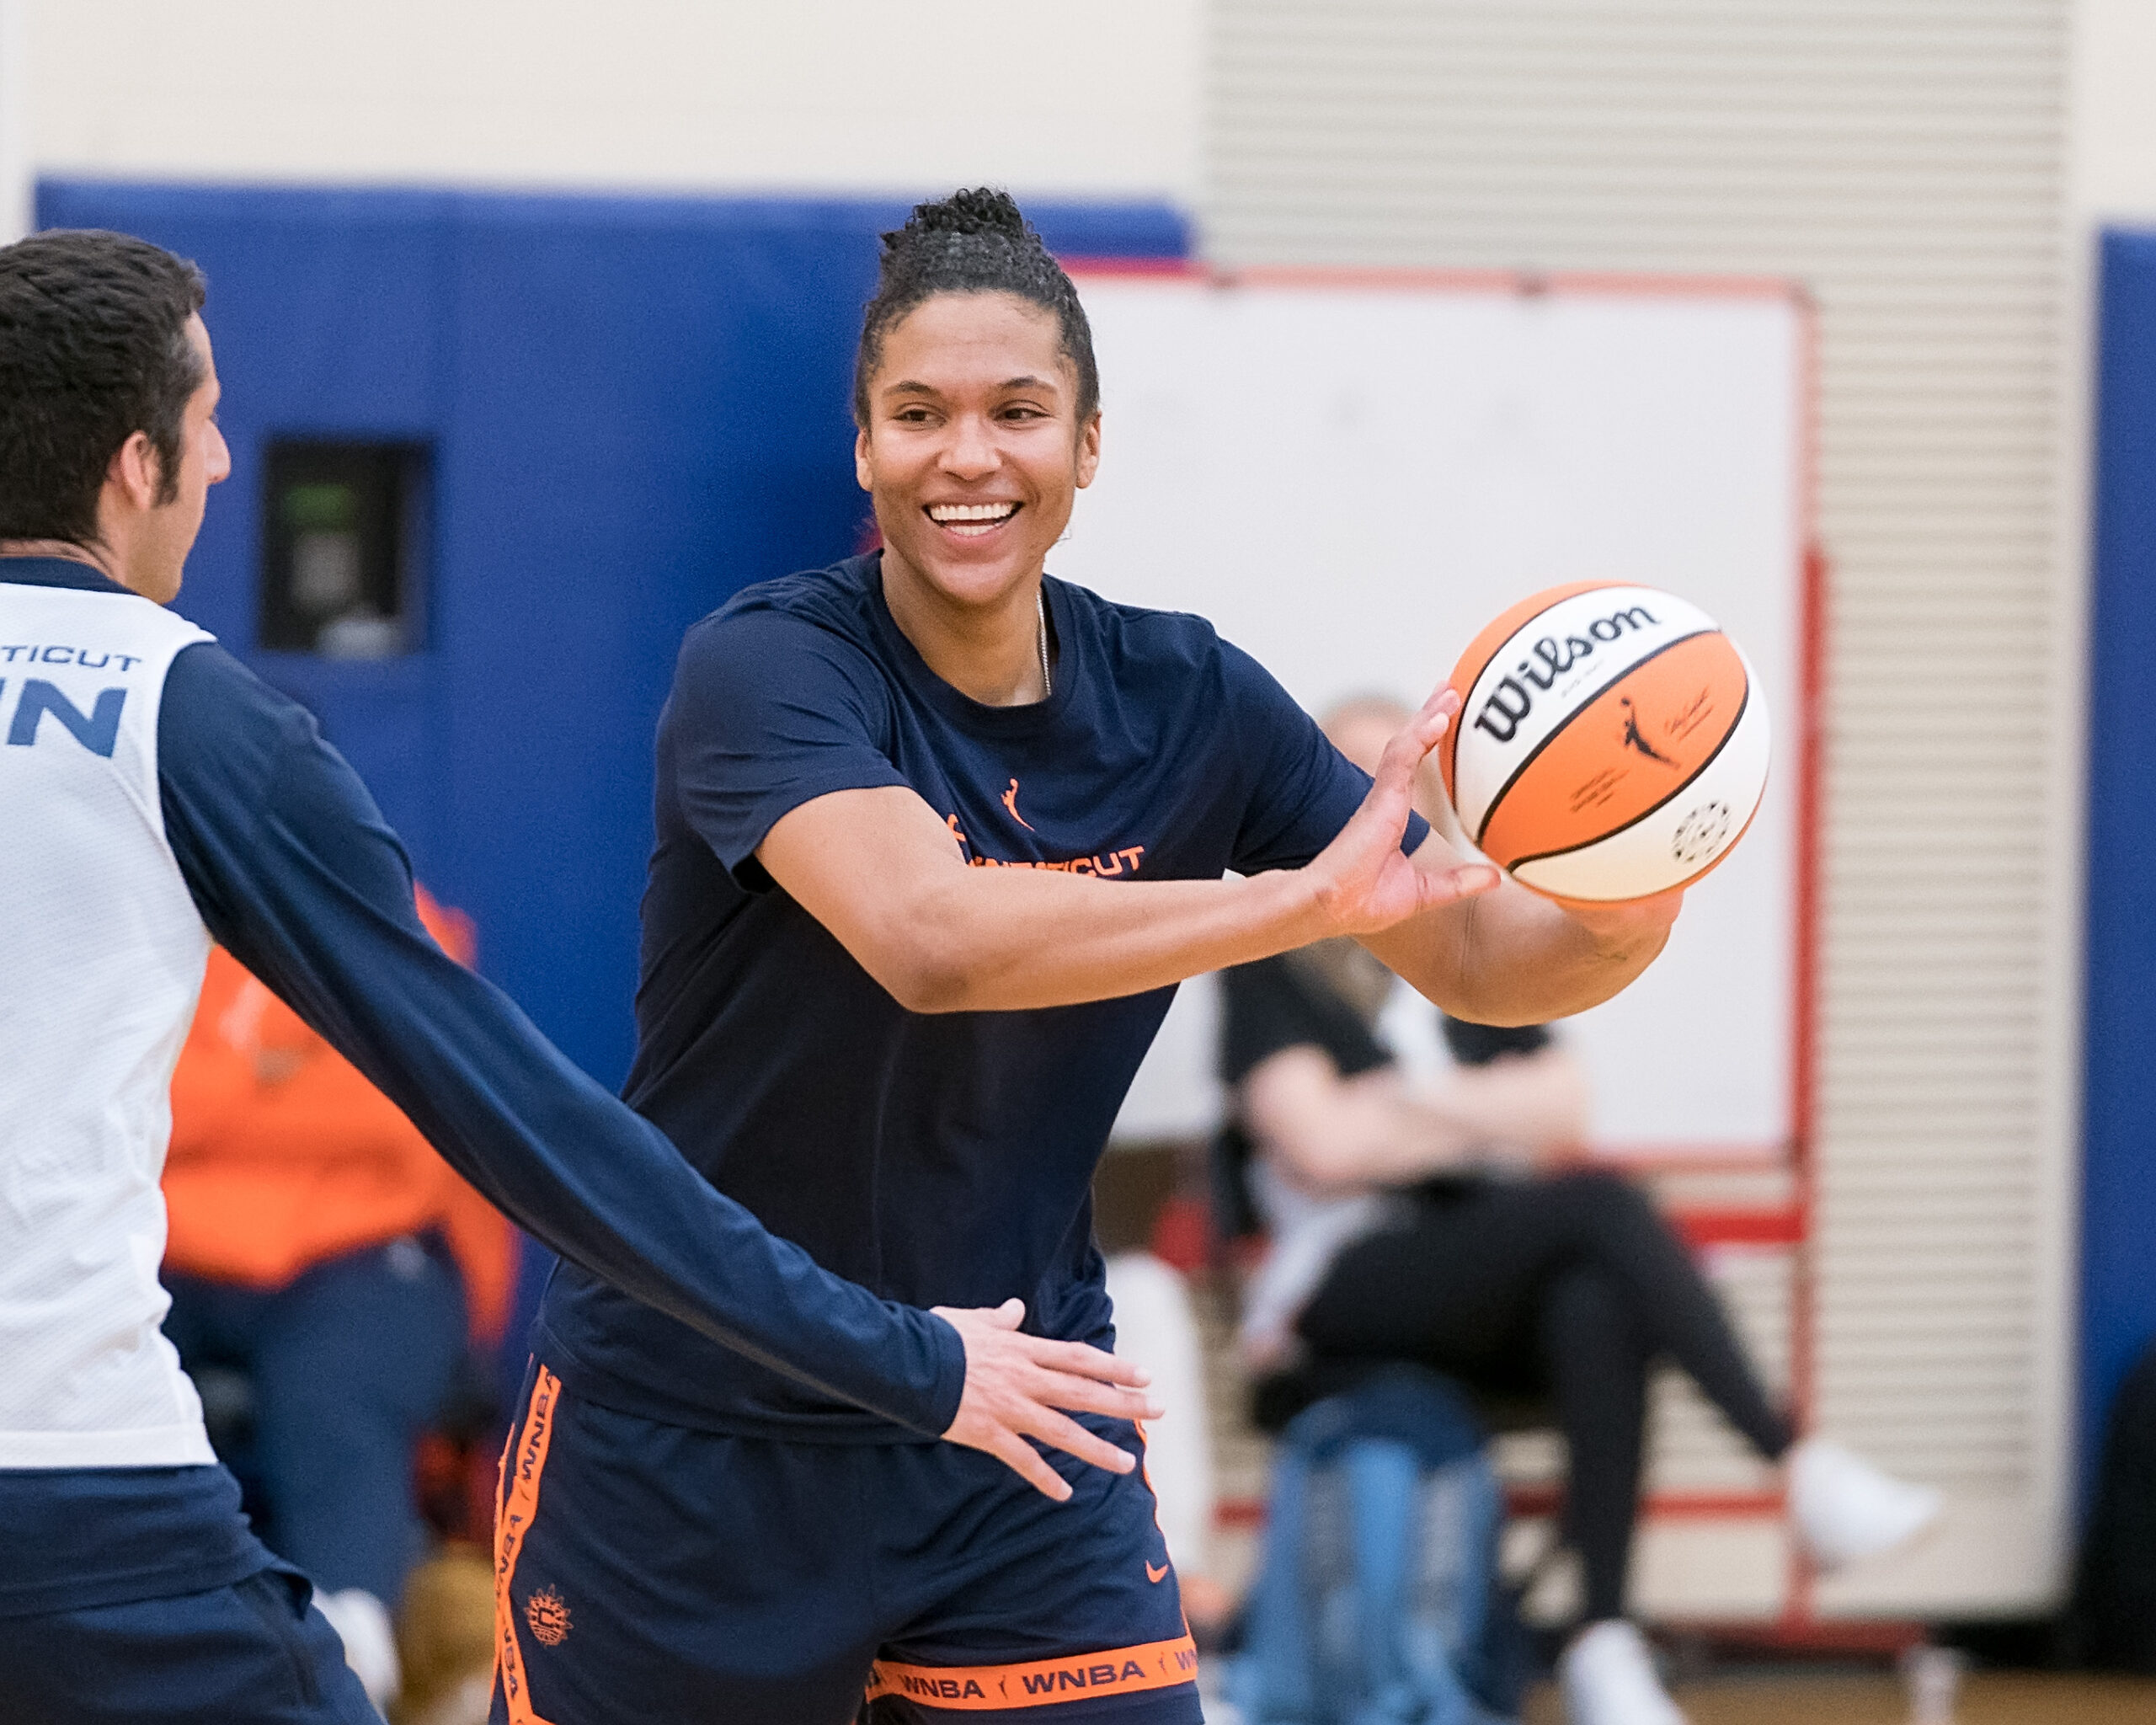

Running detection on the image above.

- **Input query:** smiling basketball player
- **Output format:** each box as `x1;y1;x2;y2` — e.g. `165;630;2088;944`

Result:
495;190;1683;1724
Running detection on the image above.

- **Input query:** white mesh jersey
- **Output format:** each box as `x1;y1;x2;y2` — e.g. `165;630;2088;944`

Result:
0;579;216;1467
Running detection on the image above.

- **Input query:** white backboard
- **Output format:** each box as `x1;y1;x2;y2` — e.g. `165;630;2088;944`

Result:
1062;271;1811;1157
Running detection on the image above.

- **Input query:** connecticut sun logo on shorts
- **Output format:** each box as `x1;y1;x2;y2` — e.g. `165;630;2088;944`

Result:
525;1587;572;1647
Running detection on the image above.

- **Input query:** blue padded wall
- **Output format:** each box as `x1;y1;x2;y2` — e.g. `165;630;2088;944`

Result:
2083;227;2156;1498
37;183;1187;1093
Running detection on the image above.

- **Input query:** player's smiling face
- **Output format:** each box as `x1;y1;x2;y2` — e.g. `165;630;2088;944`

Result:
856;291;1101;613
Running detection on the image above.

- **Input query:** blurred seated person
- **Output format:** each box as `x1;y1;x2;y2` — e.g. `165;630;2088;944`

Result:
163;886;517;1710
1215;697;1940;1725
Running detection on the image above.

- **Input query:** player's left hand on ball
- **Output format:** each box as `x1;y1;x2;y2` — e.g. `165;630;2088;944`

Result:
1307;684;1501;935
933;1298;1167;1502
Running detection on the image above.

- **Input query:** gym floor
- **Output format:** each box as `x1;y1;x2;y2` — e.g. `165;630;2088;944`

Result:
1520;1673;2156;1723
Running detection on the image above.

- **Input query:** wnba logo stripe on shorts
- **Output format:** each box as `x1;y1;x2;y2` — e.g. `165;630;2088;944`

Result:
494;1366;563;1725
864;1634;1198;1712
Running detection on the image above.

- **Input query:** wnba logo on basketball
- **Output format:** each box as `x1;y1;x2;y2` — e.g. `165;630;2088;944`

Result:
1470;604;1662;744
1441;580;1771;905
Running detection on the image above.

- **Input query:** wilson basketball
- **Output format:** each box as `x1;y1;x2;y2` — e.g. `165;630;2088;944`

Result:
1438;581;1770;903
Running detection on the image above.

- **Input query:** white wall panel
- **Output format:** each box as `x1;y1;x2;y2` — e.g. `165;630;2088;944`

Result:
0;0;27;241
1076;275;1806;1158
2073;0;2156;222
1207;0;2079;1615
24;0;1203;201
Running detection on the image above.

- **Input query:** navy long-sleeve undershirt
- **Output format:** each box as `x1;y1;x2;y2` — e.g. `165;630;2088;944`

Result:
155;638;965;1439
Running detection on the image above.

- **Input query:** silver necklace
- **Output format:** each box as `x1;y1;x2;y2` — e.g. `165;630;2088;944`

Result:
1037;588;1053;697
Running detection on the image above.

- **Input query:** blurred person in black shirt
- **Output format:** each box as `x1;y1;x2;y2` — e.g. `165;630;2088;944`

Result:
1217;697;1940;1725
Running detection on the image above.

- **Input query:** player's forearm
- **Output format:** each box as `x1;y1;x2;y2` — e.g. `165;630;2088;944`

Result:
1369;874;1672;1026
906;866;1330;1012
766;785;1341;1012
892;862;1333;1013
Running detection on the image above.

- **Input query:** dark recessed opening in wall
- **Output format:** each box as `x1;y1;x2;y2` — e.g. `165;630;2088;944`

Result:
259;441;430;657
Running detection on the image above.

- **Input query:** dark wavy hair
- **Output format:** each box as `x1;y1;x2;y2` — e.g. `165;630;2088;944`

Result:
852;188;1099;429
0;230;208;544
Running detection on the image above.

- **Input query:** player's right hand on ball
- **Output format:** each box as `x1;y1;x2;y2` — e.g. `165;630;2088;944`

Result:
934;1298;1166;1502
1308;684;1501;935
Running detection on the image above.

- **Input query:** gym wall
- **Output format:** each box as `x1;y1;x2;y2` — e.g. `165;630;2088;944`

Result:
11;0;1203;205
1201;0;2083;1615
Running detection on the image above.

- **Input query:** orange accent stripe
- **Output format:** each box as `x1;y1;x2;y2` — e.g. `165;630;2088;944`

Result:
1134;1420;1166;1540
864;1633;1198;1712
492;1365;562;1725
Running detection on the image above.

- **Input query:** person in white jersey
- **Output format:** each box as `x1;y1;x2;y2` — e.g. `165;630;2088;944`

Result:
0;229;1162;1724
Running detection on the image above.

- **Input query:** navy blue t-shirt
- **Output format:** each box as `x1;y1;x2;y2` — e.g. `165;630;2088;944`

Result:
535;553;1428;1439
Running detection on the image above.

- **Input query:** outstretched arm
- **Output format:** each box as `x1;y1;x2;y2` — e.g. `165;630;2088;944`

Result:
157;643;1155;1498
758;686;1502;1013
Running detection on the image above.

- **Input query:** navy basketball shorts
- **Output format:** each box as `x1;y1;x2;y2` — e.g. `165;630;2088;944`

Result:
489;1361;1203;1725
0;1559;378;1725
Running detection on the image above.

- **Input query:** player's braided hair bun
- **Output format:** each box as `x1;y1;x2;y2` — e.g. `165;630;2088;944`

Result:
912;186;1031;240
852;188;1099;426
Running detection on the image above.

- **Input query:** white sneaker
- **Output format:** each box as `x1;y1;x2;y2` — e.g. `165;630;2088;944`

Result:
313;1585;402;1708
1788;1437;1942;1572
1559;1619;1688;1725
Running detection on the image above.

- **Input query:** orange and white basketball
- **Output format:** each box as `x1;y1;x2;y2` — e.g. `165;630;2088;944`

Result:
1438;581;1769;904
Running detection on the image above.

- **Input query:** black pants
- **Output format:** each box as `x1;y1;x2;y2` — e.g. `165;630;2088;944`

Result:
1295;1170;1793;1622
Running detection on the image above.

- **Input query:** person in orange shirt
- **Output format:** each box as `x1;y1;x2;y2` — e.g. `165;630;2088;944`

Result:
162;887;517;1706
